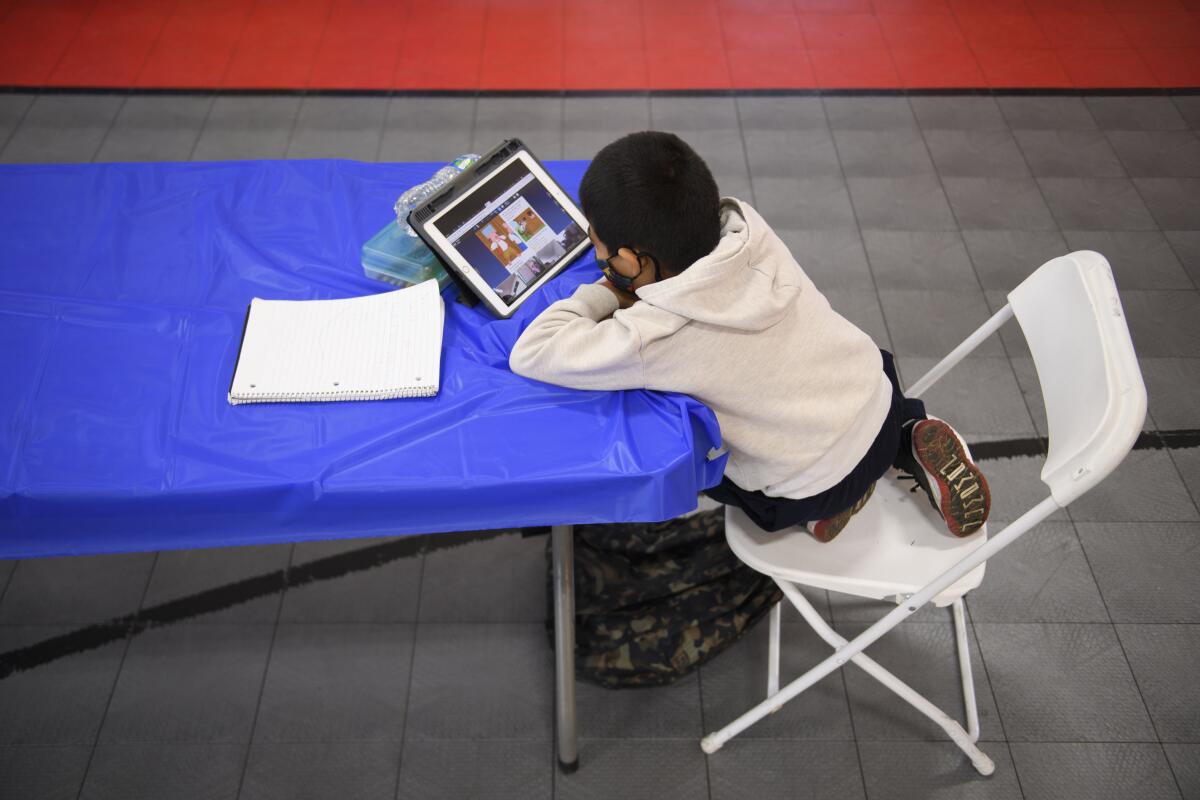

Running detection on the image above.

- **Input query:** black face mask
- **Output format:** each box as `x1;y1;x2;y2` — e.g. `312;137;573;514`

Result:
598;249;660;293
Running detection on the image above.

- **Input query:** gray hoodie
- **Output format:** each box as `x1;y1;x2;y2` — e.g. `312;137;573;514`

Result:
509;198;890;500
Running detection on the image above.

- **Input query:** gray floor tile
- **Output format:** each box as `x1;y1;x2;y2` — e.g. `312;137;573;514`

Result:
1164;230;1200;288
79;743;244;800
837;622;1005;742
863;230;978;291
1165;744;1200;800
1014;129;1127;178
287;96;388;161
1087;96;1190;131
563;130;623;161
1141;357;1200;429
822;289;892;349
1117;624;1200;742
94;95;212;163
1010;742;1183;800
404;623;551;740
878;291;1005;359
777;229;875;293
737;95;827;131
564;96;649;133
1176;96;1200;129
191;96;300;162
848;176;958;231
1108;131;1200;178
1;94;124;163
1067;448;1198;522
279;536;422;623
650;96;739;132
397;739;551;800
715;170;753;202
253;623;413;743
744;128;841;179
1079;522;1200;623
0;626;125;745
823;96;917;131
708;740;865;800
1120;290;1200;357
0;559;15;598
857;740;1021;800
141;543;290;625
923;129;1030;178
379;96;475;163
963;437;1071;524
98;624;273;744
681;128;749;179
996;97;1098;131
419;531;544;623
1134;178;1200;229
962;229;1069;291
0;94;34;152
0;552;154;625
967;521;1108;623
473;97;563;160
699;621;855;741
0;745;91;800
896;356;1034;435
973;622;1155;742
910;96;1008;131
835;129;935;177
1062;230;1194;290
942;177;1058;231
753;176;857;230
1039;176;1158;230
240;740;401;800
576;671;702;739
1174;446;1200;511
557;739;707;800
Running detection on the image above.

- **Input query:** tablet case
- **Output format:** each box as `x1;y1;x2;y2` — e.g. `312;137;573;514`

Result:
409;138;582;318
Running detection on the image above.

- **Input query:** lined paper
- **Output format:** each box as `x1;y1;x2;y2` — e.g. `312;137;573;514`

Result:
228;279;443;405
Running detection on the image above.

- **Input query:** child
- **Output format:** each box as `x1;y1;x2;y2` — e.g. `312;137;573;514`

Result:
509;131;989;686
512;130;989;540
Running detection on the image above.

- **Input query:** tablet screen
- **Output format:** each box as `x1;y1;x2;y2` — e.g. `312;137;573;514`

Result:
430;157;589;307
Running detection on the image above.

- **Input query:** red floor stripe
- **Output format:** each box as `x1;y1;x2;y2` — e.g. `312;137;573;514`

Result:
1;0;1198;90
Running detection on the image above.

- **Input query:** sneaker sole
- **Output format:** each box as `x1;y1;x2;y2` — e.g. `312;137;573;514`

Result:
913;420;990;537
809;483;875;543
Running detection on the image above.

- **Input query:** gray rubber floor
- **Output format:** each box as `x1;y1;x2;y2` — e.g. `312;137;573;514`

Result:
1;92;1199;800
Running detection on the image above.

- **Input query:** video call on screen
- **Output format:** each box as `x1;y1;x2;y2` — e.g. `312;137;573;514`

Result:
435;160;587;305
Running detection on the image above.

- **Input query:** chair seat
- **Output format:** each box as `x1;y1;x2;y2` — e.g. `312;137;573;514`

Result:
725;468;987;606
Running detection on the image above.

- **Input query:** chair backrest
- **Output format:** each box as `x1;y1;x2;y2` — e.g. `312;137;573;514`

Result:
1006;251;1147;507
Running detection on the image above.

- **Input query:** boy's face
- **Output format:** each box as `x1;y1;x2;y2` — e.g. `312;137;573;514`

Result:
588;225;659;293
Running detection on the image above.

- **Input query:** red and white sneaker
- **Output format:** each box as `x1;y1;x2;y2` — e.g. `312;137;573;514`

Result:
897;418;991;537
806;483;876;543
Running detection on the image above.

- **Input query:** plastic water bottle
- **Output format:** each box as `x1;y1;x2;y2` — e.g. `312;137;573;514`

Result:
394;154;480;236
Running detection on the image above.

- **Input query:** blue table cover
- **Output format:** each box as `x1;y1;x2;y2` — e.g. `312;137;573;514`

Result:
0;160;725;558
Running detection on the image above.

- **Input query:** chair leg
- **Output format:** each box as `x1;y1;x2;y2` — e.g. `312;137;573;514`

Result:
953;598;980;743
767;601;781;699
702;581;995;777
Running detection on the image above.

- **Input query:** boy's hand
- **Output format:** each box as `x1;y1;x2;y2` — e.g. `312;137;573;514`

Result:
601;279;639;309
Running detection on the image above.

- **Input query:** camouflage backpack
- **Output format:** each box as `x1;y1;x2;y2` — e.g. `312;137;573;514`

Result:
546;509;782;688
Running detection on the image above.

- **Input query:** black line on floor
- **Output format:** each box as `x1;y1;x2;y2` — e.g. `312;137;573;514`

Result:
2;429;1197;679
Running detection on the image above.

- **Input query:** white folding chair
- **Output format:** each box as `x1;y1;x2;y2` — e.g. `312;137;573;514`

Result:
700;251;1147;775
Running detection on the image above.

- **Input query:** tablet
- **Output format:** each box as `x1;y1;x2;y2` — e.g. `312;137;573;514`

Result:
410;139;591;319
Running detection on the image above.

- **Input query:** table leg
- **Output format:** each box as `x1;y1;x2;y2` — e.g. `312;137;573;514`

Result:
551;524;578;772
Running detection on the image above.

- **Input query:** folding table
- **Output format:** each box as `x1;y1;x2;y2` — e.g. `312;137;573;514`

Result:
0;159;727;771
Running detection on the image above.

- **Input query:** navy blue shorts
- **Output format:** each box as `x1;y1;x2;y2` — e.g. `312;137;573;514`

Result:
703;350;926;533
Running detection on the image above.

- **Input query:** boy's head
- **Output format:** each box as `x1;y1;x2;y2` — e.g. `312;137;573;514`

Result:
580;131;721;281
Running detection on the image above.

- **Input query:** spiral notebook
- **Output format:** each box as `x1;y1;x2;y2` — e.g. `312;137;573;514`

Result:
228;279;444;405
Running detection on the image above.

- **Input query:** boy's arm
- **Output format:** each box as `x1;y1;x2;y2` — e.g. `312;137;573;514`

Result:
509;282;645;390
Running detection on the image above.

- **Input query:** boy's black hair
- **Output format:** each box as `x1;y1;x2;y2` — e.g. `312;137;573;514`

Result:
579;131;721;276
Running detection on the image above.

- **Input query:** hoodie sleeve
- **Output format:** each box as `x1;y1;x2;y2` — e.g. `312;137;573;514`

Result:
508;282;646;390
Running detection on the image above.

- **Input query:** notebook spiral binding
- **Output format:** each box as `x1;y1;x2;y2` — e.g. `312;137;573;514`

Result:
228;385;437;405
